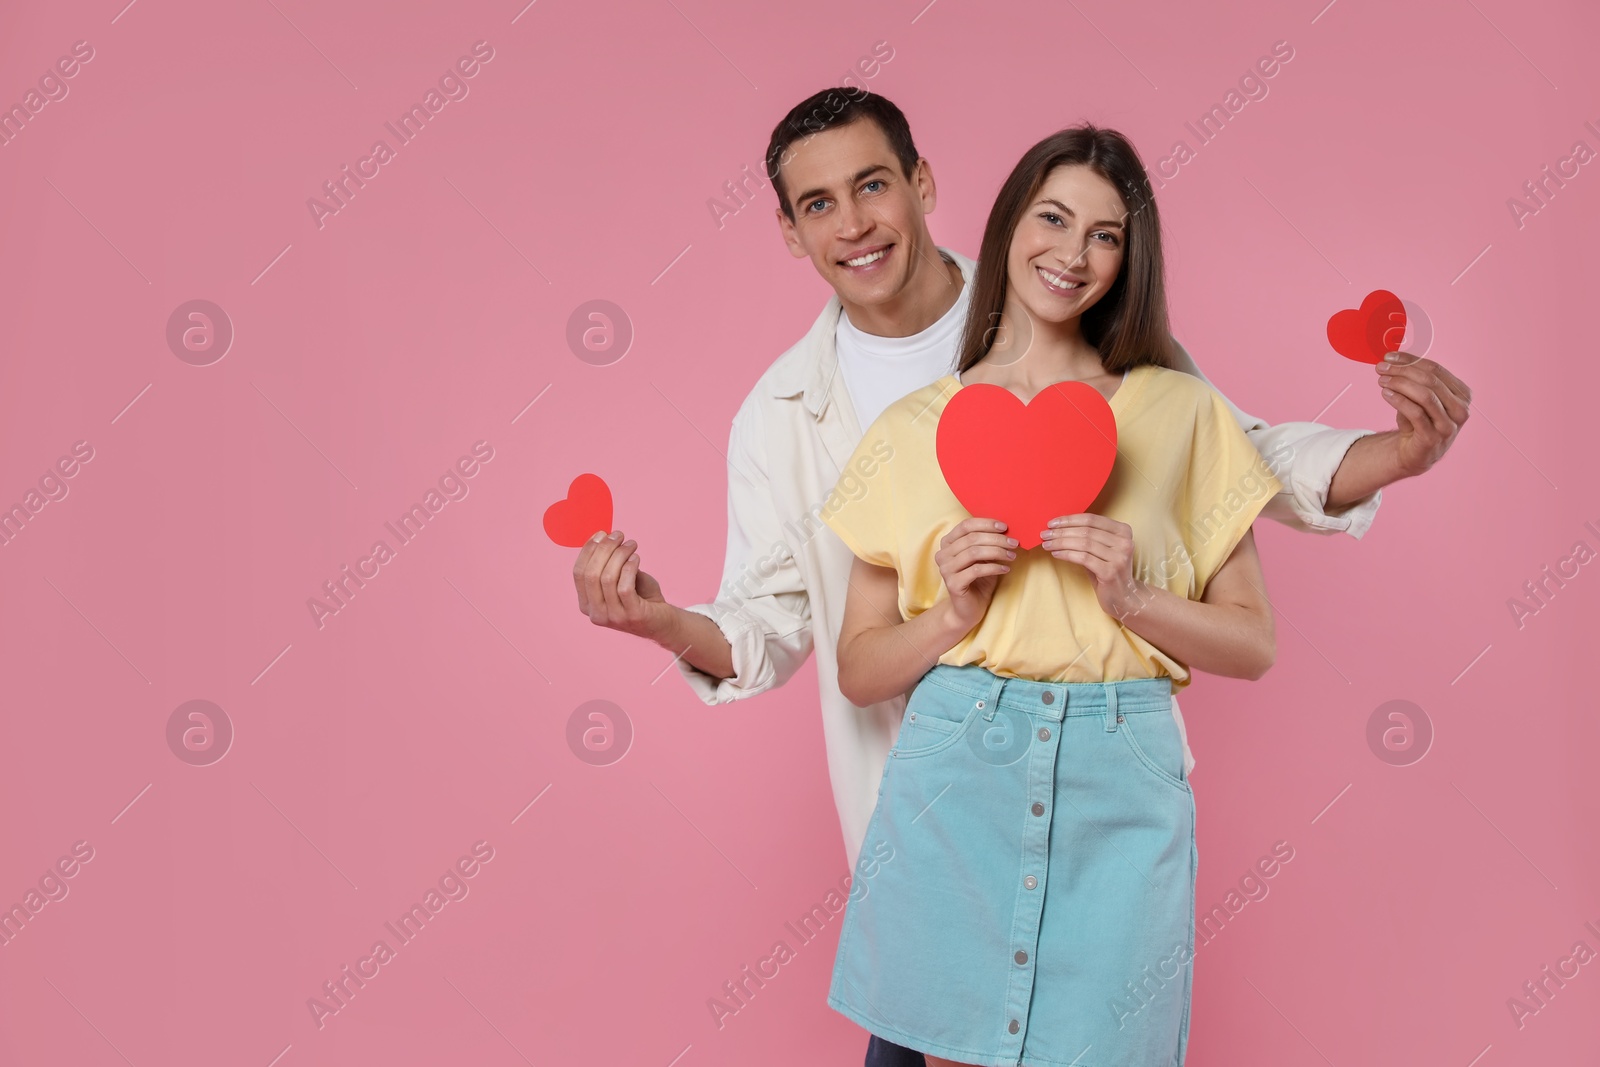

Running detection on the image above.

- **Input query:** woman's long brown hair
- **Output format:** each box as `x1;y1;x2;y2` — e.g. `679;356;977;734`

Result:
955;125;1174;376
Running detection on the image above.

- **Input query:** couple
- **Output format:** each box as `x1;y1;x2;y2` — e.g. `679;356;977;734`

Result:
572;89;1468;1067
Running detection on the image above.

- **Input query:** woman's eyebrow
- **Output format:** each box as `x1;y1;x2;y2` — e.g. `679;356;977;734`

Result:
1036;198;1125;229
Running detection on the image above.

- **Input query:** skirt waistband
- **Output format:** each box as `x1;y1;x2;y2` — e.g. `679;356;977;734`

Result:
921;663;1172;722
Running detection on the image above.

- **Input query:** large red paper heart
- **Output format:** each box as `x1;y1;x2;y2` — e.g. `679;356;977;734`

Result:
935;381;1118;550
543;473;613;547
1327;289;1406;364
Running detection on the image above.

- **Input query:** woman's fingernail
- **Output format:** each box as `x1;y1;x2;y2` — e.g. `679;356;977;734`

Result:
1006;550;1016;559
1384;352;1401;362
1005;537;1019;547
994;520;1006;530
1382;388;1395;397
623;539;636;548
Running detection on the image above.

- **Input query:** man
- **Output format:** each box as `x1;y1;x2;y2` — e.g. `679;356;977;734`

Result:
571;89;1469;1066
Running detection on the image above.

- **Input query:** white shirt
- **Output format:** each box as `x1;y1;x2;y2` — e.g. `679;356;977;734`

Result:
834;259;972;432
675;249;1380;870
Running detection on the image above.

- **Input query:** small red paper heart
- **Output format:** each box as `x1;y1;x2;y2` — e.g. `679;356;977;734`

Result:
935;381;1118;550
1327;289;1406;364
543;473;613;547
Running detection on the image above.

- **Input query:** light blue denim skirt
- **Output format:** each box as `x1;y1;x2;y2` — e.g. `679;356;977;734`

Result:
828;664;1197;1067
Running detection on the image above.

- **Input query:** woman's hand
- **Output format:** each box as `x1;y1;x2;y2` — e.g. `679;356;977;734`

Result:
933;517;1016;635
1040;514;1149;620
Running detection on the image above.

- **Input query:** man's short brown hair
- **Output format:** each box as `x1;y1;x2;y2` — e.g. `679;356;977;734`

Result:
764;89;921;222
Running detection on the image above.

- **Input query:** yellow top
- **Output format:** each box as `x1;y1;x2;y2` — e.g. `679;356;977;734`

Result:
821;364;1282;688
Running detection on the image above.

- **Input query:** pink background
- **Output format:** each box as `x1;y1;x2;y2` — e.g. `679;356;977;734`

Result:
1;0;1597;1064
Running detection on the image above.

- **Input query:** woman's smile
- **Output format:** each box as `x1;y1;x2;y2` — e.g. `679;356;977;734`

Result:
1034;264;1089;297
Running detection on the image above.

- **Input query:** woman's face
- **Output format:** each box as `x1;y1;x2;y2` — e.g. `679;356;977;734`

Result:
1004;164;1128;332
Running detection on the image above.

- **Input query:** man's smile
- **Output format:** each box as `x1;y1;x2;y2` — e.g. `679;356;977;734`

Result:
839;244;894;272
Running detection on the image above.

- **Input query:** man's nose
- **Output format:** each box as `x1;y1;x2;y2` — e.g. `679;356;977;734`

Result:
837;198;872;240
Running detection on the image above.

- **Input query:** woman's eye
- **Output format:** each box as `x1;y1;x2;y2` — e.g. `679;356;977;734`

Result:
1094;231;1119;245
1041;212;1063;226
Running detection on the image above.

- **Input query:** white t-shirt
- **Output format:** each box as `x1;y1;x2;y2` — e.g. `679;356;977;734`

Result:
834;268;972;433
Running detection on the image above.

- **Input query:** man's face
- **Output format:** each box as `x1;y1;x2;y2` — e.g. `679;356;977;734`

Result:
775;119;937;310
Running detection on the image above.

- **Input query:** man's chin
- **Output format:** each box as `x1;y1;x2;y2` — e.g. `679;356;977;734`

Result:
824;270;907;310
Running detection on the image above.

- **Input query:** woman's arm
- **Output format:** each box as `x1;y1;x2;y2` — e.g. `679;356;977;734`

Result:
836;517;1017;707
1042;515;1276;680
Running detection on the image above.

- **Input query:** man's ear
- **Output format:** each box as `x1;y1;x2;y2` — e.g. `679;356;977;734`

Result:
914;157;937;216
776;208;808;259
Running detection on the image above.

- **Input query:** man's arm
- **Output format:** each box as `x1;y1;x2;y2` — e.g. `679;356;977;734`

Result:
1324;355;1471;507
1169;339;1469;537
571;396;814;703
571;541;739;679
1169;337;1379;536
670;398;816;701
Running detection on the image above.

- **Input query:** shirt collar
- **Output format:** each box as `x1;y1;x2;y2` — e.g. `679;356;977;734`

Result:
770;247;977;418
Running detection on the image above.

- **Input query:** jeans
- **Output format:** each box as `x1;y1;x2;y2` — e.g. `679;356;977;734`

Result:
865;1034;926;1066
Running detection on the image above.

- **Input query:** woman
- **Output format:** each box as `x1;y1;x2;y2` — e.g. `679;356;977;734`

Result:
820;125;1281;1067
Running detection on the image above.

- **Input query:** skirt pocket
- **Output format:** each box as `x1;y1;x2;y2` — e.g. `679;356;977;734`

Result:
891;677;980;760
1117;707;1192;793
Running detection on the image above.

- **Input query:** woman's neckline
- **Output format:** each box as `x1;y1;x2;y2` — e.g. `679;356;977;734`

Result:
948;364;1147;410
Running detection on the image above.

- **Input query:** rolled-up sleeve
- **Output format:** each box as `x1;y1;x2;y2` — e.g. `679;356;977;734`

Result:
1240;421;1381;537
674;398;815;703
1169;337;1382;538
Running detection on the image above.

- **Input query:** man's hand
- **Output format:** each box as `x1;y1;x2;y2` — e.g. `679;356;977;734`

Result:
573;530;669;639
1375;352;1471;477
1325;353;1471;510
